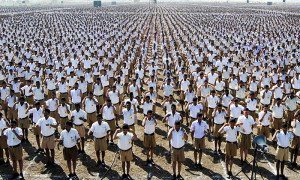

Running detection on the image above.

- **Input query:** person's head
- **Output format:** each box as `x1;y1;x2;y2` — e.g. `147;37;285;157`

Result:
276;98;281;105
171;104;176;113
264;85;269;90
122;123;129;134
106;98;112;106
0;112;2;119
197;112;203;121
61;97;66;104
74;82;79;89
88;91;93;98
174;120;181;131
126;101;131;110
75;103;81;111
44;108;50;118
234;98;239;105
65;121;73;131
217;104;222;111
97;114;102;124
35;101;41;109
244;108;250;116
192;97;197;105
147;110;153;119
282;123;288;133
19;96;25;104
263;105;268;112
229;118;236;127
296;111;300;120
11;120;17;128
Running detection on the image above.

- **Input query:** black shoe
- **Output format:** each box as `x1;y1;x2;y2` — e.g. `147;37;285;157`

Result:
96;160;101;166
68;173;73;178
194;162;198;168
5;160;10;164
0;160;5;165
109;141;114;145
218;149;222;154
176;174;182;179
213;150;218;155
198;163;203;169
292;162;298;167
228;171;233;177
150;159;155;165
78;150;82;154
19;173;24;178
121;174;127;179
172;174;176;180
81;150;86;154
73;173;77;177
11;172;19;179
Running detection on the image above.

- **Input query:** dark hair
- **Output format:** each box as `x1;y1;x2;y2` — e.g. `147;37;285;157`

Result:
123;123;129;130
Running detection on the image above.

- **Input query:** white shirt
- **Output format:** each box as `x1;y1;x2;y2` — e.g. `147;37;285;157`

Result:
4;127;23;146
58;104;70;118
89;121;110;138
207;95;219;108
29;108;44;123
237;115;256;134
0;87;10;100
222;126;240;142
214;110;226;124
84;98;98;113
122;108;135;125
246;98;258;111
71;109;87;125
229;104;244;118
108;91;119;104
70;89;81;104
276;131;293;148
260;90;272;105
32;87;44;100
271;104;286;118
60;128;80;148
102;105;116;120
166;112;182;127
144;118;156;134
163;101;178;114
117;132;133;150
222;95;234;107
258;111;272;126
36;117;57;136
46;98;59;111
93;83;103;96
169;128;185;148
0;118;8;135
190;120;209;139
188;104;203;118
15;102;29;119
142;101;154;115
292;120;300;137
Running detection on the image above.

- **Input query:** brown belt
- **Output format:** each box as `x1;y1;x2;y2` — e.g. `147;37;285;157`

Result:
144;133;154;136
278;146;289;149
96;136;106;140
74;124;83;126
43;134;54;138
172;146;183;150
120;147;132;152
226;141;237;144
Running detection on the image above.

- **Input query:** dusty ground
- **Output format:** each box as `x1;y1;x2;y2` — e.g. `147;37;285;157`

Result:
0;3;300;180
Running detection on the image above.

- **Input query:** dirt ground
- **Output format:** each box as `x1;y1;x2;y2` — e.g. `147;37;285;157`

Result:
0;3;300;180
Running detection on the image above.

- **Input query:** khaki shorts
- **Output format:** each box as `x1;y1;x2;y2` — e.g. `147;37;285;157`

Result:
60;117;69;130
285;110;295;122
32;125;41;136
225;142;238;157
172;148;185;162
95;95;104;106
9;145;23;161
276;147;289;161
194;137;205;150
59;93;69;103
143;134;156;148
74;125;85;138
94;137;108;151
19;118;30;129
239;133;251;150
207;108;214;120
42;135;55;149
50;111;58;122
249;111;257;120
7;108;17;120
26;95;34;105
0;136;8;149
291;136;300;150
87;112;97;124
258;125;270;138
213;124;224;138
120;149;133;162
273;118;283;131
63;146;78;161
105;119;116;131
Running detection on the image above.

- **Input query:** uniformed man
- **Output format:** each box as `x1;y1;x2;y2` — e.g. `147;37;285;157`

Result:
36;108;58;166
28;102;44;153
113;124;137;179
88;114;111;166
290;111;300;168
101;98;118;144
70;104;87;154
212;104;226;153
142;110;157;165
3;120;24;179
57;97;71;130
219;118;241;177
272;123;294;179
0;112;9;164
59;121;80;178
83;92;99;128
168;120;188;179
14;96;30;142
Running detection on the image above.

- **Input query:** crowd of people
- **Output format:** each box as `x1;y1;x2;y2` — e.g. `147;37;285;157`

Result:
0;3;300;180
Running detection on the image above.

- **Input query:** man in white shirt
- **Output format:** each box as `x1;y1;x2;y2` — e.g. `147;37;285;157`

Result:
59;121;80;179
257;105;273;138
83;92;99;128
71;104;87;154
272;123;294;179
290;111;300;168
271;98;286;132
122;101;137;132
283;93;299;126
3;120;24;179
113;124;137;179
190;113;209;168
237;108;256;164
205;90;219;132
70;83;82;109
168;120;188;179
88;114;110;166
142;110;157;165
14;96;30;142
36;109;58;167
163;104;182;141
212;104;227;153
219;118;241;178
101;98;118;144
28;102;44;153
0;112;9;164
57;97;70;130
185;97;204;126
